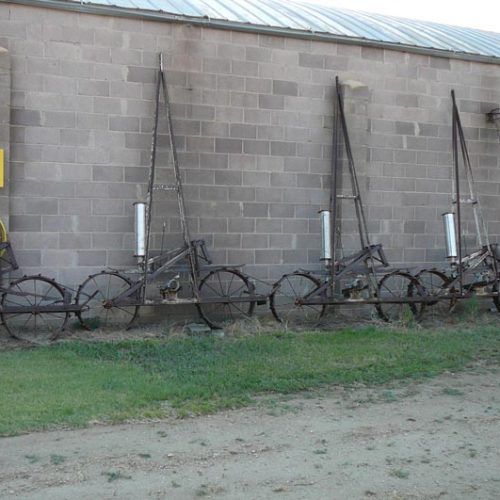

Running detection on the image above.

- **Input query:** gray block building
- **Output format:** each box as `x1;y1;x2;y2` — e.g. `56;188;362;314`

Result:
0;0;499;290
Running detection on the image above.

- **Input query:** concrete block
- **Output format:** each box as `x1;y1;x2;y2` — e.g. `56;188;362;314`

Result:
228;218;255;233
256;219;281;233
245;77;272;94
230;123;256;139
93;165;124;182
10;108;41;126
255;249;281;264
271;172;296;187
430;57;450;69
232;60;258;76
244;109;270;125
10;215;41;232
361;47;384;61
199;217;227;233
270;203;294;218
258;94;284;110
109;116;140;132
404;221;426;234
258;125;284;141
60;232;91;249
270;141;296;156
78;250;107;266
16;250;42;268
255;187;282;203
246;46;271;63
78;79;109;97
214;170;242;185
217;75;245;91
272;80;298;96
215;138;242;153
395;121;415;135
92;233;123;249
214;233;241;248
298;53;324;68
243;203;268;217
243;140;269;155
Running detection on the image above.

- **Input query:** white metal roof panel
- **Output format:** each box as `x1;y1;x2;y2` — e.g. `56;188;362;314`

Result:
19;0;500;60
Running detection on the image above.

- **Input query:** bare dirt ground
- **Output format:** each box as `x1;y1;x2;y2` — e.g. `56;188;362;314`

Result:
1;365;500;500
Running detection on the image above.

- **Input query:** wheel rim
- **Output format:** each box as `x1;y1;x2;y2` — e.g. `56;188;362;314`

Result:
76;272;139;330
1;276;68;342
197;269;255;329
270;272;325;328
415;270;453;316
376;272;421;322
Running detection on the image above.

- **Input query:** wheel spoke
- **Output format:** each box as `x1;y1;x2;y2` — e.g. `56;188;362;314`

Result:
197;270;255;328
76;272;138;330
270;273;325;327
2;277;68;341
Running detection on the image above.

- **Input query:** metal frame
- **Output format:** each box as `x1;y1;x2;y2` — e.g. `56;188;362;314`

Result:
2;73;498;340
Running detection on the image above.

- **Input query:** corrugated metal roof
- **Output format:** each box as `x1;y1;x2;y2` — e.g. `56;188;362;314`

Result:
25;0;500;60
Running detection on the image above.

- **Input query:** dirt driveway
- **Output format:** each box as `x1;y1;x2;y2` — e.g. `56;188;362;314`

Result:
1;366;499;499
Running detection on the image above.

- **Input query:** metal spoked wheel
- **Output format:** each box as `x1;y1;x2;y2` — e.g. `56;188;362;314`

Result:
1;275;69;342
270;272;326;329
376;271;424;322
76;271;139;330
414;269;454;317
197;268;256;329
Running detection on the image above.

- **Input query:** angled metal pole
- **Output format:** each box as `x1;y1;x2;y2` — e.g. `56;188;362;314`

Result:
158;54;200;295
141;59;162;301
451;90;463;294
330;77;341;276
336;81;371;249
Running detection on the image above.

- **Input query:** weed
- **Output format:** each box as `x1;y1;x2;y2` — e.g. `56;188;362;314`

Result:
382;390;398;403
401;304;416;328
25;454;40;464
390;469;410;479
313;449;328;455
50;454;66;465
138;453;151;459
195;484;225;496
442;387;464;396
72;317;101;331
466;296;481;320
171;481;181;488
104;471;132;482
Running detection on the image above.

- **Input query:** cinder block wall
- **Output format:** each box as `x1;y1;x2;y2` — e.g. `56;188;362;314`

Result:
1;3;500;289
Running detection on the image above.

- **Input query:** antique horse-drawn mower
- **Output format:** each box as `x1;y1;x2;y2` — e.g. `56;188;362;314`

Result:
269;77;426;327
409;91;500;315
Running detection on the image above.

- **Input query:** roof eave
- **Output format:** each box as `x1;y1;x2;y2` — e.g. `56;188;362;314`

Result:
6;0;500;65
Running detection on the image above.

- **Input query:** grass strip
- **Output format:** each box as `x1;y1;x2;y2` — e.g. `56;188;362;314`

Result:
1;325;499;436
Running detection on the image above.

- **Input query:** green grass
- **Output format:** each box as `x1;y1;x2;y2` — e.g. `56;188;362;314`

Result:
1;324;500;436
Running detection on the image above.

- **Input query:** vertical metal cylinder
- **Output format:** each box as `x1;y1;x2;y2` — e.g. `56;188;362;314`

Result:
442;212;458;260
134;202;146;258
319;210;332;261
